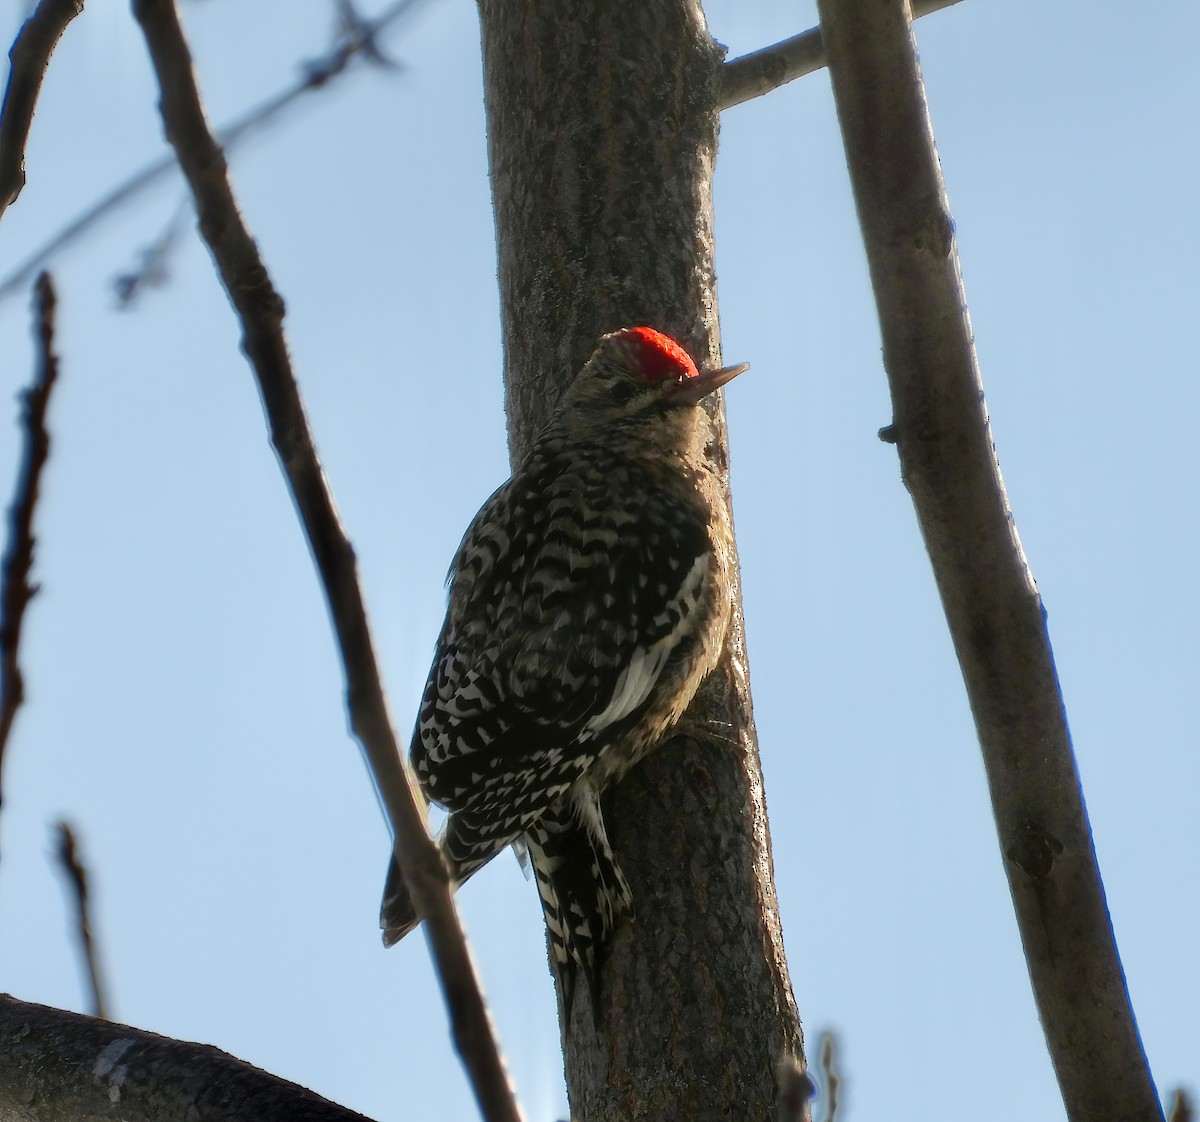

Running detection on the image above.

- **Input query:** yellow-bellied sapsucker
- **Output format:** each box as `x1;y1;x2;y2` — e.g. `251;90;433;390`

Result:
380;326;746;1017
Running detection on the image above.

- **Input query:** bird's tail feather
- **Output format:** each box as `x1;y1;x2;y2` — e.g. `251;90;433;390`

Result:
379;825;516;947
380;852;422;947
526;793;632;1024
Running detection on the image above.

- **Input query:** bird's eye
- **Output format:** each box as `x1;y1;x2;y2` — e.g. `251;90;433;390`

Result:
608;380;638;405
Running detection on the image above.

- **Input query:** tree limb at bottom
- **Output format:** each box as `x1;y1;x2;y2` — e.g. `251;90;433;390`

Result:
0;995;374;1122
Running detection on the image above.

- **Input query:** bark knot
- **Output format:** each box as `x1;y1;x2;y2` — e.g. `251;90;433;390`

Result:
1006;824;1063;882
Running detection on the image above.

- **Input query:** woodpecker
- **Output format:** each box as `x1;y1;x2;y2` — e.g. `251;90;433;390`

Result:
381;325;746;1017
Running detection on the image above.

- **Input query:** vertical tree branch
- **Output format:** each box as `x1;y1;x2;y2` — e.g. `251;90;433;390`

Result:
0;0;85;221
816;1033;839;1122
0;272;60;809
477;1;802;1117
129;3;524;1120
813;1;1161;1119
53;820;110;1020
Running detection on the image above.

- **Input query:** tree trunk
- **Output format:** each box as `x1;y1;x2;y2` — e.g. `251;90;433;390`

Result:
475;2;803;1117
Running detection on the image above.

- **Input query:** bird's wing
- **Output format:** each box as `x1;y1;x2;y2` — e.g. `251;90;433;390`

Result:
411;463;711;827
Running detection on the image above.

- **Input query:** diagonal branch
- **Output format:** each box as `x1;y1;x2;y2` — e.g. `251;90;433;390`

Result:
719;0;964;111
129;3;525;1121
813;1;1162;1119
0;0;85;221
0;272;60;810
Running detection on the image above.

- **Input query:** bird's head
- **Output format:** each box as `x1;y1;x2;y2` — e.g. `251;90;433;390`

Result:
560;326;748;431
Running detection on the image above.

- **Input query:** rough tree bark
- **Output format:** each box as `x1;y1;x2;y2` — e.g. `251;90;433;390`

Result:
475;2;803;1118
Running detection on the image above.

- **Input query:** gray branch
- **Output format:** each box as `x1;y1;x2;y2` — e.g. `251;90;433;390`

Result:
128;3;525;1121
0;0;84;221
719;0;964;111
813;0;1162;1119
0;995;374;1122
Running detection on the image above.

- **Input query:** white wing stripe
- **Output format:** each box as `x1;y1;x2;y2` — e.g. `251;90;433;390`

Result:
581;553;708;737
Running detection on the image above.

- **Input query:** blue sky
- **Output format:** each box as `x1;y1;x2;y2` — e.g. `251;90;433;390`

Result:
0;1;1195;1119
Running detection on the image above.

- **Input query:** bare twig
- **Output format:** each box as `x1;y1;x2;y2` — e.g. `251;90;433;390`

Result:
814;1;1161;1119
0;0;429;304
0;994;377;1121
112;197;189;307
129;3;525;1121
1;151;180;303
0;0;85;221
0;272;60;810
818;1033;839;1122
718;0;964;111
52;820;110;1020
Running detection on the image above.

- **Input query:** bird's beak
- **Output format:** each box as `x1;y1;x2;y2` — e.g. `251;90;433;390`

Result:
672;361;750;405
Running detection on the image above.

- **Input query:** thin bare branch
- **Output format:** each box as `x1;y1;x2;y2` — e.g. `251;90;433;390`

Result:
0;0;429;304
0;272;60;810
113;198;188;307
719;0;964;111
0;0;85;221
53;820;110;1020
0;151;178;303
814;1;1161;1119
818;1033;839;1122
0;994;376;1122
129;4;525;1121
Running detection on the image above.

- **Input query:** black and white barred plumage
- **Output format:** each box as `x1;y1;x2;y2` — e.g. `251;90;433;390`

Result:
381;326;746;1018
